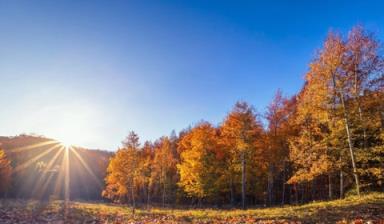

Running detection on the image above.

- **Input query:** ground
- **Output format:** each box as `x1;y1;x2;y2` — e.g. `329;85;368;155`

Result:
0;193;383;223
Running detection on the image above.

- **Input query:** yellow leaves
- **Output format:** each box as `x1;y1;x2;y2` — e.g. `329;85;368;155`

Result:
366;168;383;179
288;31;352;184
0;149;12;193
221;101;263;155
103;132;142;201
152;136;177;177
177;122;224;199
287;170;313;184
101;25;382;205
309;155;332;176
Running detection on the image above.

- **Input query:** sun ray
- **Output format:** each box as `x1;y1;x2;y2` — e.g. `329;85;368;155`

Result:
9;140;58;153
64;146;70;221
31;146;64;198
71;147;102;187
64;146;70;202
37;171;56;199
53;154;65;198
13;144;61;173
51;145;71;221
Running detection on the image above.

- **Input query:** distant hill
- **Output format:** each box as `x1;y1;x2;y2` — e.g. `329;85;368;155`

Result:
0;134;113;200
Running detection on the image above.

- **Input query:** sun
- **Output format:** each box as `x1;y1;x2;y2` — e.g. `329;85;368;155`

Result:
36;102;99;150
59;139;75;149
55;130;83;149
61;142;72;149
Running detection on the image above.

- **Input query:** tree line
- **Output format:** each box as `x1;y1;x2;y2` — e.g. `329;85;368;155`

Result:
0;26;382;207
102;26;383;208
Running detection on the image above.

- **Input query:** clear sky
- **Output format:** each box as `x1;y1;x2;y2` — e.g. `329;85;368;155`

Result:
0;0;383;150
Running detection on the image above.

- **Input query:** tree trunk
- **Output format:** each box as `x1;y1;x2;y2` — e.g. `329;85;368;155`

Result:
300;184;304;203
162;177;166;207
311;178;316;201
328;173;332;199
230;174;235;206
340;170;344;199
332;73;361;196
281;164;286;205
267;165;274;206
147;183;151;210
357;105;367;149
339;93;361;196
353;65;367;151
241;151;246;209
131;179;135;214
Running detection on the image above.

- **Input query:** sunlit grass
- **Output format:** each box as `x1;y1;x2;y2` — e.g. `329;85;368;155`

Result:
1;192;383;223
141;192;384;220
69;192;384;223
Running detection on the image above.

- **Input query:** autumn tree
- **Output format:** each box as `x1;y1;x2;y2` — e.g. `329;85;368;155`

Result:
287;81;336;201
265;90;297;204
220;101;263;209
177;122;226;204
343;27;384;193
288;26;384;199
288;32;358;201
152;136;177;207
343;27;381;149
103;131;140;210
138;141;154;207
99;25;384;207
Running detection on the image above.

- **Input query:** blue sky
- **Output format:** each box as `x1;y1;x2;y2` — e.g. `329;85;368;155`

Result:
0;0;383;150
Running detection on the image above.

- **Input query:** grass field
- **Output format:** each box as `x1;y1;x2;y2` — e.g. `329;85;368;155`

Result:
0;193;383;223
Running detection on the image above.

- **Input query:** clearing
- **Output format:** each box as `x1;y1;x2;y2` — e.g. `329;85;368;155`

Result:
0;193;383;223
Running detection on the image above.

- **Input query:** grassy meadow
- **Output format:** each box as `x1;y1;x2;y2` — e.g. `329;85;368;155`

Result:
0;192;383;223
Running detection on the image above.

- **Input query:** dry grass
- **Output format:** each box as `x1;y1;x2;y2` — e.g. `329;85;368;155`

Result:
0;192;383;223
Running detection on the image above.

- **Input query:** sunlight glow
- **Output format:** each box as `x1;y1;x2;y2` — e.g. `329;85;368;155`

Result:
64;145;70;202
14;143;61;173
9;137;100;209
32;146;64;197
10;140;58;153
71;148;102;187
59;139;75;149
35;102;100;148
